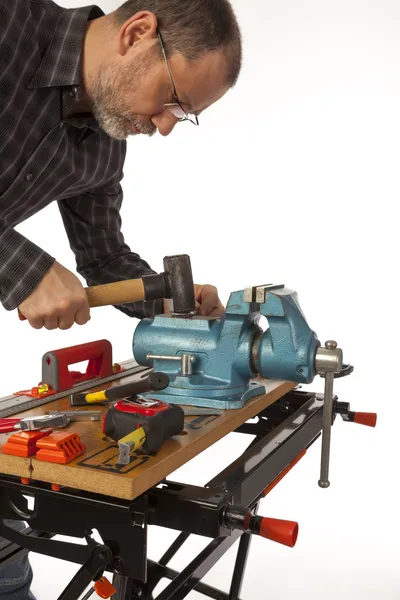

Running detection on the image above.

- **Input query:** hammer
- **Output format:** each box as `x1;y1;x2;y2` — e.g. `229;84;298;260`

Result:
18;254;196;319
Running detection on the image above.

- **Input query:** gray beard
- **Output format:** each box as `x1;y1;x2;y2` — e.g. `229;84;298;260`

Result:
92;106;156;140
90;60;157;140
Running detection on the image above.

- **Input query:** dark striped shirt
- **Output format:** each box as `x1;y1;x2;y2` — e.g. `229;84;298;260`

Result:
0;0;162;319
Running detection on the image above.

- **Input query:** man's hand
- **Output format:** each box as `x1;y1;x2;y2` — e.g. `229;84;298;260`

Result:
194;284;224;317
164;284;224;317
18;261;90;330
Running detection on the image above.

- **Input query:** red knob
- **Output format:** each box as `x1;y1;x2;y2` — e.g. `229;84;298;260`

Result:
259;517;299;547
353;412;377;427
94;576;116;599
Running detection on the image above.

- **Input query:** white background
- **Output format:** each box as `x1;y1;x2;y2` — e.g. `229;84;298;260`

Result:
1;0;399;598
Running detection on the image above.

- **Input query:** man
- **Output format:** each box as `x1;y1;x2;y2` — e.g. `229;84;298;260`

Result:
0;0;242;596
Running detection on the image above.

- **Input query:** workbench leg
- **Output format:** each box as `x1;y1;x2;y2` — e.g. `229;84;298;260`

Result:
112;574;153;600
111;533;191;600
228;502;258;600
227;533;251;600
158;532;190;566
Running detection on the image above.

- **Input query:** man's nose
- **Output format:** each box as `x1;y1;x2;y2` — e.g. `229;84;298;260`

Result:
151;111;179;136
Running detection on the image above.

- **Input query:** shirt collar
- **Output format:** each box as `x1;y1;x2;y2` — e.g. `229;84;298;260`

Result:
27;4;104;89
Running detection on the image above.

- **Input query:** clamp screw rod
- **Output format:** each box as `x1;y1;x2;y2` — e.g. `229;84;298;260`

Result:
318;369;334;488
318;340;338;489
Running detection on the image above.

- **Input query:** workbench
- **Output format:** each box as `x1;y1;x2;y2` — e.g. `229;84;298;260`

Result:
0;358;327;600
0;364;296;500
0;259;377;600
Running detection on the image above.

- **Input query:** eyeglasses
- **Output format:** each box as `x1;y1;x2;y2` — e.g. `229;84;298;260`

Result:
157;31;199;126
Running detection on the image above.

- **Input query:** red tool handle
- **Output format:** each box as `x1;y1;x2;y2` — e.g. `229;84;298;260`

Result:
0;418;21;433
352;411;377;427
259;517;299;547
41;340;113;392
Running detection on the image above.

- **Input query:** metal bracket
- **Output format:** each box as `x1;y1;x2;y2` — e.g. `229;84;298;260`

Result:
146;353;195;376
0;482;148;581
243;284;285;305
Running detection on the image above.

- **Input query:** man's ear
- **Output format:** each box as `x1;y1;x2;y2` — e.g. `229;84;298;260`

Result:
116;11;158;56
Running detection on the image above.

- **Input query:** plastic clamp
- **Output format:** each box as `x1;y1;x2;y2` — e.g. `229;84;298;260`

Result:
35;431;86;464
1;429;53;458
41;340;113;392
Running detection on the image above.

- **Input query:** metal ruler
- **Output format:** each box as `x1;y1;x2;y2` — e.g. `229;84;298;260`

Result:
0;360;150;418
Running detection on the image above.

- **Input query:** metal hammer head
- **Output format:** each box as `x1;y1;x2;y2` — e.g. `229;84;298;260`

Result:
163;254;196;315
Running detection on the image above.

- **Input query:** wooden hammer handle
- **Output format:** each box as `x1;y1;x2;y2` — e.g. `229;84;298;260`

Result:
18;278;147;320
84;278;145;308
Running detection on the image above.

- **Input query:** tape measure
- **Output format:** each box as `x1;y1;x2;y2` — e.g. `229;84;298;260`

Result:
103;397;185;463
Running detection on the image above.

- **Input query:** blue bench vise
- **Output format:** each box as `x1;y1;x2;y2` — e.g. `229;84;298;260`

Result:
132;282;343;409
14;251;374;491
131;255;374;489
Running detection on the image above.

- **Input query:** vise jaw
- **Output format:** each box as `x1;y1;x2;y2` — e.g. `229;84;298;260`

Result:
231;284;320;384
132;284;321;409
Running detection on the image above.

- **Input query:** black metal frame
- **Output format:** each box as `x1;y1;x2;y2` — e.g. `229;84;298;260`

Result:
0;389;326;600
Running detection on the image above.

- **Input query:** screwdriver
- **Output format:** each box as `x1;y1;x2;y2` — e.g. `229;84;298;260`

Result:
70;372;169;406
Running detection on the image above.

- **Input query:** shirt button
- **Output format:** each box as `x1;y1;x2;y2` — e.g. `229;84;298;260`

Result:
25;173;33;181
70;86;78;97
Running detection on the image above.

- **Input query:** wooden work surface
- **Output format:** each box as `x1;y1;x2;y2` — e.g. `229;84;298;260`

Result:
0;371;296;500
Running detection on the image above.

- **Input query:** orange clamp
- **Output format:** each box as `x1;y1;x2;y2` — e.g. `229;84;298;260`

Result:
1;429;53;458
13;383;54;399
94;576;116;598
35;431;86;464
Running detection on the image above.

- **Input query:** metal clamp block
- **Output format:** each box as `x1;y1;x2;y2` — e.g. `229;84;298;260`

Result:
146;353;195;376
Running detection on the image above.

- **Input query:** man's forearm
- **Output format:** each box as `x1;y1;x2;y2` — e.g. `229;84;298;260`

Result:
0;218;55;311
57;190;165;320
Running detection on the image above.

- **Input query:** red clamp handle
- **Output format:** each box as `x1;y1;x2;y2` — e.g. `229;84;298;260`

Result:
224;506;299;548
94;576;116;599
351;411;377;428
259;517;299;548
41;340;113;392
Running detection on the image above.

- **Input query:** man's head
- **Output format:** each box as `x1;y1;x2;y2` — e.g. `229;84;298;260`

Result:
83;0;242;140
